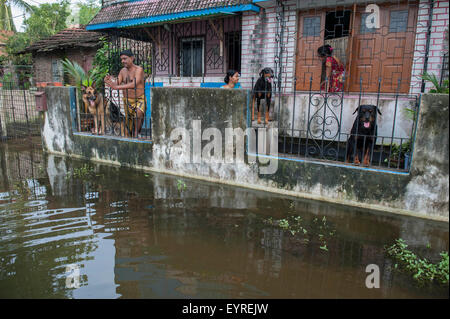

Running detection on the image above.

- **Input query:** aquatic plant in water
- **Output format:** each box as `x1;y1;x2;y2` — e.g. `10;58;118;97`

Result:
13;181;31;199
177;179;187;191
66;164;100;179
263;214;336;252
385;238;449;287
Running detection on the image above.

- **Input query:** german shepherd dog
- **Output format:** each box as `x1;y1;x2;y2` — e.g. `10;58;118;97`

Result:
252;67;274;124
346;104;382;166
82;84;107;135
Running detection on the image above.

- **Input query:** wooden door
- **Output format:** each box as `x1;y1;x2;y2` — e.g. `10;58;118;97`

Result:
349;3;418;93
295;11;326;91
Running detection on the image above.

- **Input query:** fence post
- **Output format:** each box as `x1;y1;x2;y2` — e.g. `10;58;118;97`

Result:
0;85;5;140
76;85;81;133
9;86;16;138
22;85;31;140
69;87;78;132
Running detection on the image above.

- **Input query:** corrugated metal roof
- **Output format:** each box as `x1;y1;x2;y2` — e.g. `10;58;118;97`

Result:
87;0;257;29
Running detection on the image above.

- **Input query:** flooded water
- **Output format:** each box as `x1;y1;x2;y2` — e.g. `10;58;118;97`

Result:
0;140;448;299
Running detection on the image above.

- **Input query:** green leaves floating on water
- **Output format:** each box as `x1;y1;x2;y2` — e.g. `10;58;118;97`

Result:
262;214;336;253
278;219;289;229
177;179;187;191
13;181;31;200
385;238;449;287
66;164;101;180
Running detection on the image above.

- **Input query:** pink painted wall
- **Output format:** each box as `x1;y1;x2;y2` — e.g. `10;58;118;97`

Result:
148;15;241;77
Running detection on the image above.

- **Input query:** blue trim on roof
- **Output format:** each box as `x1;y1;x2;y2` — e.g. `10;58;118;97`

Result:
87;4;260;30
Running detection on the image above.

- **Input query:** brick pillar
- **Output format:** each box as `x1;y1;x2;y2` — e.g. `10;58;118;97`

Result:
241;9;266;89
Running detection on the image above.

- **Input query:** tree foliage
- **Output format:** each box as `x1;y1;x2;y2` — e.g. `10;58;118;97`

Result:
67;0;100;26
25;1;70;40
5;1;70;65
1;0;34;32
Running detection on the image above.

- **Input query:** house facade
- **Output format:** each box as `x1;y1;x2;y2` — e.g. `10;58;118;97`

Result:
85;0;449;163
22;27;104;86
87;0;449;93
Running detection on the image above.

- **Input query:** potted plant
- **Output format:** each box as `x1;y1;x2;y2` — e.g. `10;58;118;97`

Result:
384;140;411;170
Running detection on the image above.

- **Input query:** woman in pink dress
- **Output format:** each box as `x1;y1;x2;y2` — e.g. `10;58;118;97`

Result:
318;44;344;93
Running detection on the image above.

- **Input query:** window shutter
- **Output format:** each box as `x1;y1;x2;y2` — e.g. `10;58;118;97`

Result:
295;11;326;91
348;3;418;93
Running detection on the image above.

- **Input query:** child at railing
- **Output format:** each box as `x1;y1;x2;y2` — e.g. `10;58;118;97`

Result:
318;44;345;93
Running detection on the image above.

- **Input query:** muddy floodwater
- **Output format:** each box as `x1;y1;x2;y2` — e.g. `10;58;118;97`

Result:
0;140;448;299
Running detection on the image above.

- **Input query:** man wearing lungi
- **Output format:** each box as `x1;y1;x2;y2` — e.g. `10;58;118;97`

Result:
105;49;146;138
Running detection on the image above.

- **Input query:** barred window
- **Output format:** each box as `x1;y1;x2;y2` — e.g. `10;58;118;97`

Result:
303;17;321;37
181;38;204;77
360;13;376;34
225;31;241;73
51;60;63;83
389;10;409;33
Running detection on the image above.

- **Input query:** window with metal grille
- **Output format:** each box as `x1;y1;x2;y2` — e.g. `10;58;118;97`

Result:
180;38;204;77
360;13;377;34
225;31;241;72
303;17;321;37
389;10;409;33
51;60;63;83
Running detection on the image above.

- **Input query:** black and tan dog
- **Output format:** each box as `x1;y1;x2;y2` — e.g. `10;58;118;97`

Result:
252;67;274;124
346;104;382;166
105;98;126;137
82;84;107;135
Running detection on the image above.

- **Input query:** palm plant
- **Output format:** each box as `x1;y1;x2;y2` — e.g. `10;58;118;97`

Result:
61;58;93;88
62;58;95;114
421;72;450;94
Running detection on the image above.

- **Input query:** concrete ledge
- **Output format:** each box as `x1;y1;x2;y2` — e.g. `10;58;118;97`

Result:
74;132;153;144
72;133;153;168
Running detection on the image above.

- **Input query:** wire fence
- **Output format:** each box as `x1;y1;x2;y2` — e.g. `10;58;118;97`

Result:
0;82;41;142
0;65;34;90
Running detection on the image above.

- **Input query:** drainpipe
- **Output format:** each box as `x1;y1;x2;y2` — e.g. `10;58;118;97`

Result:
421;0;434;93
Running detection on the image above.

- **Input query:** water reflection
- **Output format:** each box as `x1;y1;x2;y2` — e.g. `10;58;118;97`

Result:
0;141;448;299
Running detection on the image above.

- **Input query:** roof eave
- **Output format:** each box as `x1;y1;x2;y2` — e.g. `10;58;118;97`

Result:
87;3;260;31
22;41;102;54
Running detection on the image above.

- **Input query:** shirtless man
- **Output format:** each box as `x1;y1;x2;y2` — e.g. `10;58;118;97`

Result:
104;49;146;138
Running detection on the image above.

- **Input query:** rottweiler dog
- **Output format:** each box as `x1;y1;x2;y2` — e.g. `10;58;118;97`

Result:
252;67;274;124
346;104;382;166
82;84;107;135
